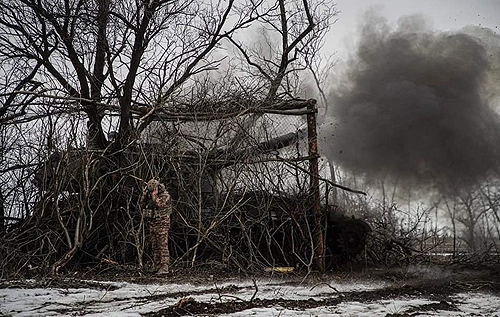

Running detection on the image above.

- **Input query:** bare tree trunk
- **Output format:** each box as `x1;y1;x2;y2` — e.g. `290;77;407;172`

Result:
52;246;79;275
452;218;457;258
0;191;4;234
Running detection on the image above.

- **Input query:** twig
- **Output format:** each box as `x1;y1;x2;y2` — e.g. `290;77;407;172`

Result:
214;281;223;304
221;294;246;302
250;278;258;302
98;285;112;301
309;282;339;292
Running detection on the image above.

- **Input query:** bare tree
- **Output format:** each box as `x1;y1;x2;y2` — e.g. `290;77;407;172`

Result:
0;0;338;274
442;185;492;253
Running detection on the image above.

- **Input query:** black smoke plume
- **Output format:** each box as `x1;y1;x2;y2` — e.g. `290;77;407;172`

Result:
321;12;500;190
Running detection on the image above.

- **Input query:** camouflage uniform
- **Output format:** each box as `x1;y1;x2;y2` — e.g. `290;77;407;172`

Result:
141;179;172;274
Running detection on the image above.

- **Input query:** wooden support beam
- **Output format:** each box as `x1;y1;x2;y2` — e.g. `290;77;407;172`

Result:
307;99;325;272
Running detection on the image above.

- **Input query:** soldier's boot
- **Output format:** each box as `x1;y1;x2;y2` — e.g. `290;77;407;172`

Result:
156;264;169;275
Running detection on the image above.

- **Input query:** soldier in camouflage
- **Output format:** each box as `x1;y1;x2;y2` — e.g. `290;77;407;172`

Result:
141;179;172;274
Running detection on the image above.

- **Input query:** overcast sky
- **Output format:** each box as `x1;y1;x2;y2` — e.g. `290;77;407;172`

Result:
328;0;500;58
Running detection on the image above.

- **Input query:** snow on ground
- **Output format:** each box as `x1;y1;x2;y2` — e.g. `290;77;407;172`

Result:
224;294;500;317
222;294;500;317
1;277;499;316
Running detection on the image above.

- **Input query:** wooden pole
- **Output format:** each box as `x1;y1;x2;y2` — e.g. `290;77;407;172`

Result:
306;99;325;272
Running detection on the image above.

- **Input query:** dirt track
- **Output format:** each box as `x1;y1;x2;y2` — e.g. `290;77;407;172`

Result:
145;265;500;316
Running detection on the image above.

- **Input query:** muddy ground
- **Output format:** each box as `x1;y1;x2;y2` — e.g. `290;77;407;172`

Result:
1;263;500;316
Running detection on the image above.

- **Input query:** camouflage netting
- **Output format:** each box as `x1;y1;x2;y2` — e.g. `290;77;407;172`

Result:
0;105;370;277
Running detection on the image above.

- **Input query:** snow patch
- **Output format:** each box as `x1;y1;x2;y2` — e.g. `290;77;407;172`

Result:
1;278;499;316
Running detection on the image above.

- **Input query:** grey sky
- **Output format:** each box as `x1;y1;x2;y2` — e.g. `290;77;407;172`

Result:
328;0;500;58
